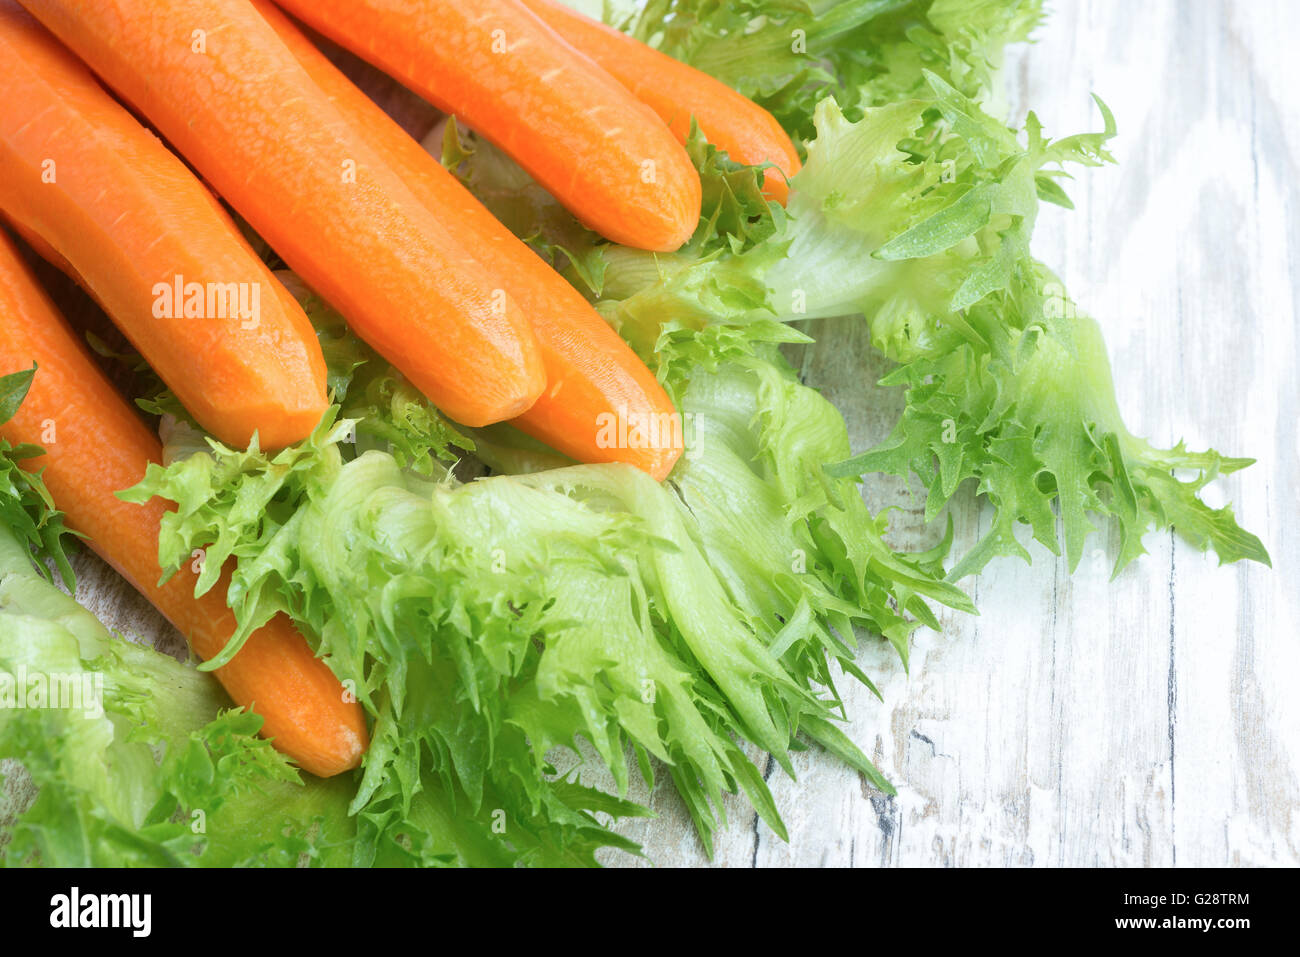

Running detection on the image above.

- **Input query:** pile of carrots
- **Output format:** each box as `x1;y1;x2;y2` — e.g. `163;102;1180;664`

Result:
0;0;800;775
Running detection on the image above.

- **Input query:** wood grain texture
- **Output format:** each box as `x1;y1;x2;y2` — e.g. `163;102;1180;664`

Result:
8;0;1295;868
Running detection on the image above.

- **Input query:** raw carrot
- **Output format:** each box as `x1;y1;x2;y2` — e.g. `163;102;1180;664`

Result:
0;1;328;450
0;229;367;778
271;0;703;252
519;0;801;204
20;0;545;429
256;1;683;480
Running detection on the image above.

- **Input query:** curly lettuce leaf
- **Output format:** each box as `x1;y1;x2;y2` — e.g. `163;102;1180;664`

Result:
127;307;974;855
118;87;996;856
653;320;974;661
0;573;350;868
129;439;793;857
0;366;74;587
5;371;605;868
0;443;353;866
783;83;1265;574
615;0;1042;143
2;463;614;868
829;274;1270;577
596;71;1265;577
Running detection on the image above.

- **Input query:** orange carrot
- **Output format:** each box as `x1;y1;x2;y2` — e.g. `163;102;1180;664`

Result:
271;0;702;252
0;228;367;778
20;0;546;429
0;1;328;450
519;0;801;204
256;1;682;480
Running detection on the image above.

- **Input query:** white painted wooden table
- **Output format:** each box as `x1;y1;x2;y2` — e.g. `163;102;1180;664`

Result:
65;0;1300;867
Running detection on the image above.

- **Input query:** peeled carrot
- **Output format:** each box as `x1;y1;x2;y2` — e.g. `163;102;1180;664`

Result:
0;229;367;778
519;0;801;204
271;0;702;252
20;0;545;429
255;1;683;480
0;1;327;450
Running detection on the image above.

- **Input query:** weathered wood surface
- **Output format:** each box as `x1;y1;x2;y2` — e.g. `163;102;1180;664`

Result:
21;0;1299;867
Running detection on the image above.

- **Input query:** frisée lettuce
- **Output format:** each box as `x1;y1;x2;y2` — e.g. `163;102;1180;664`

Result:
125;290;971;857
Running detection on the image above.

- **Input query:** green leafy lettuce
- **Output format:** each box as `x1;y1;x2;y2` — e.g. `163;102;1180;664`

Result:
0;368;353;866
593;70;1267;577
125;299;969;854
618;0;1043;143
